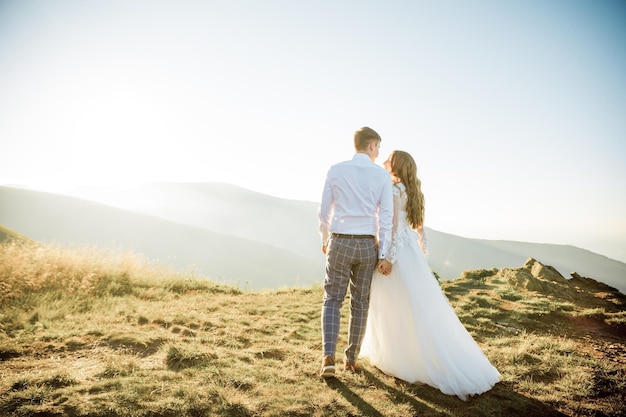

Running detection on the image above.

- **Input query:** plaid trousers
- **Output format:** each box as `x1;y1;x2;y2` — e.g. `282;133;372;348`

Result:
321;235;377;362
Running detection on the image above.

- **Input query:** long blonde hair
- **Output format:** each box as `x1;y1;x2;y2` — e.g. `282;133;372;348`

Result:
389;150;425;229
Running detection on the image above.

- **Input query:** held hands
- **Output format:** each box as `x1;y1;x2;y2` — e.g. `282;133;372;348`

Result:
377;259;392;276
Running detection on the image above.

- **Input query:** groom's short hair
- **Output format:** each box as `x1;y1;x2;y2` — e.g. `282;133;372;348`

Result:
354;127;381;151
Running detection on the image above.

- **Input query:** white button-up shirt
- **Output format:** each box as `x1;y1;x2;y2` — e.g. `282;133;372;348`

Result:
318;153;394;259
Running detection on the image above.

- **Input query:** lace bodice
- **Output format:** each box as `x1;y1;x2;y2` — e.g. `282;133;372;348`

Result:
387;182;427;264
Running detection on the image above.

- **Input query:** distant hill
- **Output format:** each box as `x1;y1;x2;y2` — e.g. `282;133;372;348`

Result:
0;186;319;290
72;182;626;294
425;230;626;294
2;183;625;293
73;182;324;265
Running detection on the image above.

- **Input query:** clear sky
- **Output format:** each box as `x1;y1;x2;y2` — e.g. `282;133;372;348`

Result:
1;0;625;262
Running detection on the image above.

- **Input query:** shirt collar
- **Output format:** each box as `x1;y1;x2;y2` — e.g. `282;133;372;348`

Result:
352;153;372;163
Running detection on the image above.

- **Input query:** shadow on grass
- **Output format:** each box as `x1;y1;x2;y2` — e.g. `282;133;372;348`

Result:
324;377;385;417
360;369;448;416
358;368;569;417
325;371;445;416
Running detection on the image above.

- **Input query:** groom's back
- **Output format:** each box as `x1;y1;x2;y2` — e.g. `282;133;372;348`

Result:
326;156;389;231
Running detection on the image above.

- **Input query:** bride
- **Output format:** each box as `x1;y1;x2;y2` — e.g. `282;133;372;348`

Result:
359;150;500;400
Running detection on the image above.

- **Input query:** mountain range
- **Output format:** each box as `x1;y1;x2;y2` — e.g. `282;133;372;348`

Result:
1;183;624;293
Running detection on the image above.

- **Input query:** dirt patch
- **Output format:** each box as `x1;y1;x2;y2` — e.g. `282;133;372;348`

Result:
568;316;626;343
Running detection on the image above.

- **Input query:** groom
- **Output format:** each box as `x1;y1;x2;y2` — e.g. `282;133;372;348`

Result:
318;126;393;378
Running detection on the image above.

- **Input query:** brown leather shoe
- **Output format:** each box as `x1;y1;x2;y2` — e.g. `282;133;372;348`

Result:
344;358;357;373
320;355;335;378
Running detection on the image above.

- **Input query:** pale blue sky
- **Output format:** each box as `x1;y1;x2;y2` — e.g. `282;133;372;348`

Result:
1;0;625;261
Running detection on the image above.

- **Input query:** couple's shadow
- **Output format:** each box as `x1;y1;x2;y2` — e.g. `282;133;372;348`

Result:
324;367;567;417
324;368;431;417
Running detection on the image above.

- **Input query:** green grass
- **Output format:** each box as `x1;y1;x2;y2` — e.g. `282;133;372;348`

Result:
1;242;625;416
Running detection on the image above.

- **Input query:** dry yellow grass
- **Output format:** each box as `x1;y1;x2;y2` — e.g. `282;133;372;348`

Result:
1;241;624;416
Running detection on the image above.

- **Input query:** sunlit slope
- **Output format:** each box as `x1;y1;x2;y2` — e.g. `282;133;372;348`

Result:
0;186;320;289
0;224;30;243
0;244;624;417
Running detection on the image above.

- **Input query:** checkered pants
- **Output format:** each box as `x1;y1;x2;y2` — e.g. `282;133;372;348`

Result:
321;236;377;362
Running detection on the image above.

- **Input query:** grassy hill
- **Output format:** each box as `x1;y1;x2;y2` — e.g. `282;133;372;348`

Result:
1;241;624;417
0;224;30;243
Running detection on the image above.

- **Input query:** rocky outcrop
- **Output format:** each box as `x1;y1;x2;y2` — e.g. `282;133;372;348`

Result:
498;258;567;294
569;271;621;294
496;258;625;310
524;258;567;283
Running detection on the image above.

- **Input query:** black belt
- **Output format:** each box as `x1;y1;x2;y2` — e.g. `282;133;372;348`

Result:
332;233;375;239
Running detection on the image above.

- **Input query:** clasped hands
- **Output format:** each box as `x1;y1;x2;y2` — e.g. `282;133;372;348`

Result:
377;259;392;275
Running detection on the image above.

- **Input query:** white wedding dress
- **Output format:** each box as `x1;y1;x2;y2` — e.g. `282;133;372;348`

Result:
360;183;500;400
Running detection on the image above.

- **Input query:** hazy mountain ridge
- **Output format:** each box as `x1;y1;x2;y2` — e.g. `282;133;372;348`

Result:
88;182;324;264
0;186;319;289
425;230;626;293
71;182;626;293
1;183;625;293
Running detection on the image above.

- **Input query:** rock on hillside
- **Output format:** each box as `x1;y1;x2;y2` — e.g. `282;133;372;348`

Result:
501;258;626;309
